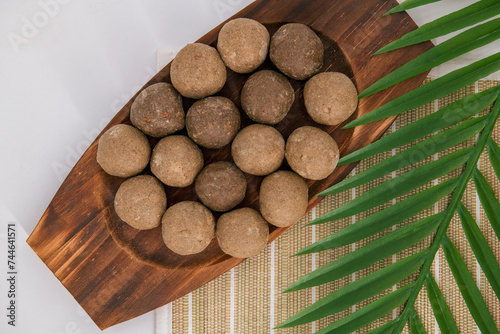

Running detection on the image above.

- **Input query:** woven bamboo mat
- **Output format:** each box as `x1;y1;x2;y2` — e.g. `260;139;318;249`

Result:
158;79;500;333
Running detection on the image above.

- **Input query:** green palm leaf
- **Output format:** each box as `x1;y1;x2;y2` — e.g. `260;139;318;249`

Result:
457;202;500;300
312;148;471;223
287;214;439;292
345;52;500;128
299;179;456;253
276;251;426;328
361;18;500;98
487;137;500;179
324;116;485;195
385;0;441;15
281;1;500;332
425;273;460;334
442;236;500;333
314;285;414;334
339;85;500;165
376;0;500;54
367;319;399;334
473;168;500;241
409;307;427;334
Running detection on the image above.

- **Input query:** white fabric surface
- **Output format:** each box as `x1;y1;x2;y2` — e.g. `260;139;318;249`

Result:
0;1;497;334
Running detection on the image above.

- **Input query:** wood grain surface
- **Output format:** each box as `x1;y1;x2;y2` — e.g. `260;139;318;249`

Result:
27;0;432;329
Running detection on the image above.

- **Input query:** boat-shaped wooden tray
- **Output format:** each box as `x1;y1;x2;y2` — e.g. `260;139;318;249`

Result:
27;0;432;329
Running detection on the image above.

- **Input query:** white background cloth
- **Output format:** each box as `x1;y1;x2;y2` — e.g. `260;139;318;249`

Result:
0;0;497;333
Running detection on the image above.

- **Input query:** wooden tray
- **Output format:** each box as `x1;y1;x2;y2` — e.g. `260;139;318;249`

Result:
27;0;432;330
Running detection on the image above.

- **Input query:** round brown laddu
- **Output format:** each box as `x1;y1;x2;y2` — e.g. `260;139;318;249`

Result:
285;126;339;180
231;124;285;176
304;72;358;126
217;18;270;74
186;96;241;149
195;161;247;212
216;208;269;258
170;43;227;99
259;170;308;227
162;201;215;255
114;175;167;230
96;124;150;178
130;82;185;137
270;23;323;80
241;70;295;124
150;135;204;188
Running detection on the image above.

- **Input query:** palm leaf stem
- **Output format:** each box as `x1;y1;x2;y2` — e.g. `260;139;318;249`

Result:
487;138;500;180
